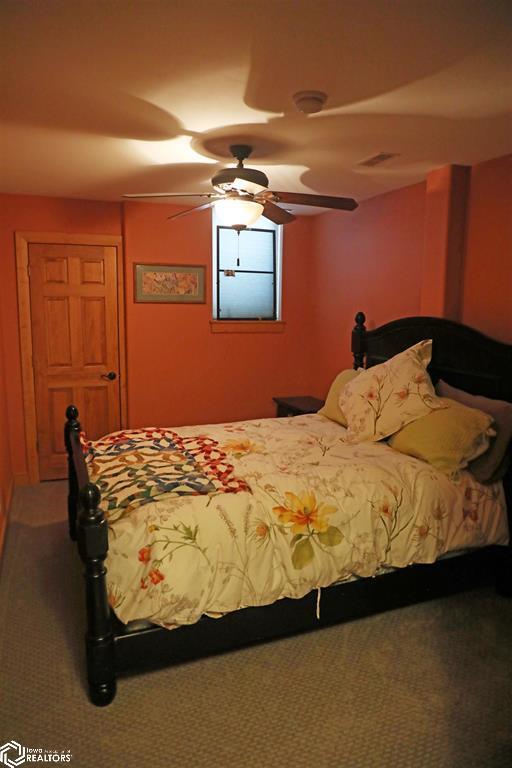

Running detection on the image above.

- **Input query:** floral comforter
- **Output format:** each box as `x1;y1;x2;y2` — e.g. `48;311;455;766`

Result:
85;414;509;628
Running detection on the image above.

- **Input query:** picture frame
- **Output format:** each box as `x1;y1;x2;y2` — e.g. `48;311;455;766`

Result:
134;264;206;304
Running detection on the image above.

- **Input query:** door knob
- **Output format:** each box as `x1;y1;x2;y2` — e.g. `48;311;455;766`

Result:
101;371;117;381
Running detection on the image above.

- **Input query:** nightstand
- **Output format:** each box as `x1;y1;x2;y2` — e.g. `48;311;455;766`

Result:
272;396;325;418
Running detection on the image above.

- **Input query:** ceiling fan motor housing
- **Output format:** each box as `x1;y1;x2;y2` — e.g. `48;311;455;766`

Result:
211;167;269;193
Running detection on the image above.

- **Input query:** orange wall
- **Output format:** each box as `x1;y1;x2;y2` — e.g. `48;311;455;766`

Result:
0;195;122;477
123;201;315;428
420;164;470;319
309;182;426;396
461;154;512;342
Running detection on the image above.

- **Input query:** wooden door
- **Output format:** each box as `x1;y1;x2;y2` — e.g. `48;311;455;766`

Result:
29;242;122;480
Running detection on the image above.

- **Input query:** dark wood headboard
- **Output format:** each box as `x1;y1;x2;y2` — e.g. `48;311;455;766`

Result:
351;311;512;403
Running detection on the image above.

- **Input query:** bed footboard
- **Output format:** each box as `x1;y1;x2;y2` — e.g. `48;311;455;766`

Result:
64;406;81;541
78;483;117;706
65;406;117;706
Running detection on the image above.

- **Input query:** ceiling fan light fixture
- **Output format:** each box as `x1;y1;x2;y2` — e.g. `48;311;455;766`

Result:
292;90;327;114
214;198;264;230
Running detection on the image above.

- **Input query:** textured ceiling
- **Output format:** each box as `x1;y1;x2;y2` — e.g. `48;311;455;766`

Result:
1;0;511;214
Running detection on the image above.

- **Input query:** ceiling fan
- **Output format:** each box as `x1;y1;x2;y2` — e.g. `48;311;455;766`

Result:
123;144;358;231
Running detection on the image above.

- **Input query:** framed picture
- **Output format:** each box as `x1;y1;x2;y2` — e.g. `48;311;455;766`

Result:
134;264;206;304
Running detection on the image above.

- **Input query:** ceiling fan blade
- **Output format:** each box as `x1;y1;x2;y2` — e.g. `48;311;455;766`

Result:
271;192;358;211
262;201;296;225
167;201;215;221
123;192;217;199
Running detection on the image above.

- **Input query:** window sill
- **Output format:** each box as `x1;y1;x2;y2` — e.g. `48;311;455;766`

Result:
210;320;286;334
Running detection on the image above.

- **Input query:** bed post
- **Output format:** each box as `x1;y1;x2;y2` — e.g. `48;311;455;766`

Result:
77;482;117;706
64;405;81;541
352;311;366;369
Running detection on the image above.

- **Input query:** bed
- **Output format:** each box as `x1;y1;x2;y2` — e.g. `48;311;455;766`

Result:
65;312;512;706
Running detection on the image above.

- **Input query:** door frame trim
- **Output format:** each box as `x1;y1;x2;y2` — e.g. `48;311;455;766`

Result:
15;231;127;483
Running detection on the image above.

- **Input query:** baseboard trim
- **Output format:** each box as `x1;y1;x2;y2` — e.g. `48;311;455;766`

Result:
0;512;6;559
0;476;12;559
14;472;30;486
7;475;14;509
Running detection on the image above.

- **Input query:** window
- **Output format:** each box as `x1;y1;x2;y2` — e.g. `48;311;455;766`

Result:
212;211;282;321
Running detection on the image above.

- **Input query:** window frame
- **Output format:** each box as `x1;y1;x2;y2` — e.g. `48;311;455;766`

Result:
212;213;283;322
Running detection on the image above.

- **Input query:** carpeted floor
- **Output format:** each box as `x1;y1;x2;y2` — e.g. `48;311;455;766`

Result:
0;482;511;768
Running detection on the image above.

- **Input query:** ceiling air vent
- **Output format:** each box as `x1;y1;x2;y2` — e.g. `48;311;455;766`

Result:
358;152;399;167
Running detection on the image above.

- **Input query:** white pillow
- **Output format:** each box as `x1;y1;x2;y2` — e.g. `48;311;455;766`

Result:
338;340;445;444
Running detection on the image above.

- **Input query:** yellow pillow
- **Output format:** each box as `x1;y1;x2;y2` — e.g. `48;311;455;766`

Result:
388;397;495;476
318;369;359;427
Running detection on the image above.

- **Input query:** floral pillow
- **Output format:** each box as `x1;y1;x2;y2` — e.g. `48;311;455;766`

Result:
338;340;445;444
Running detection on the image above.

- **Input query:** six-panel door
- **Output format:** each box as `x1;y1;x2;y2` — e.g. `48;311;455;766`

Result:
29;242;122;480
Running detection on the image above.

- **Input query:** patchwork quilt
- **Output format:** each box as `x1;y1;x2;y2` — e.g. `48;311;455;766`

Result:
85;428;250;522
84;414;509;628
